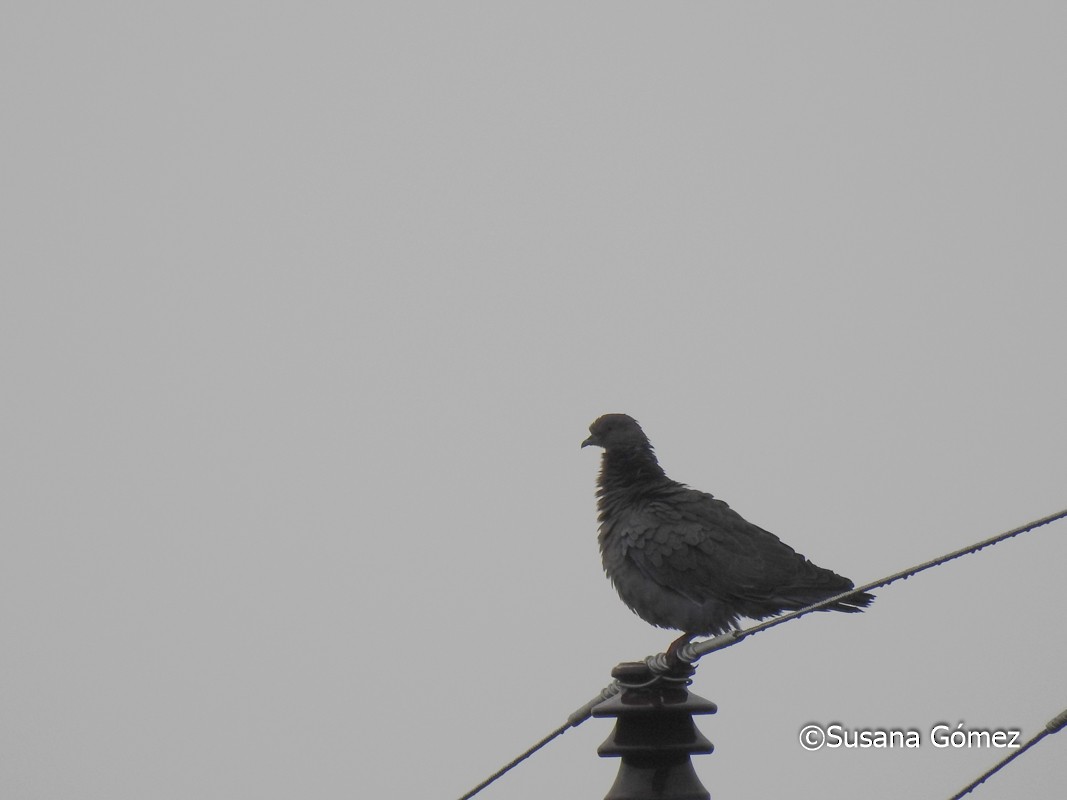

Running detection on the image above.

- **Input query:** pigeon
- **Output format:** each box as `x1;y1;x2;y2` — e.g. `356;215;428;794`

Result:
582;413;873;655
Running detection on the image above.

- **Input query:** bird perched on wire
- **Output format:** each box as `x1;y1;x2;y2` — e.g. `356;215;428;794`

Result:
582;413;873;656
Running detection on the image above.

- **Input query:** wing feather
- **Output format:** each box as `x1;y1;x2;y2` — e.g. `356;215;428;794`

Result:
616;489;853;611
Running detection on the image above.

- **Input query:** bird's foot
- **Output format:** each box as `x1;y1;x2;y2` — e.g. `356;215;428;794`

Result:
665;632;694;669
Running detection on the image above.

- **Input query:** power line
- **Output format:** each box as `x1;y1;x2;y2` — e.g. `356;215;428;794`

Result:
455;686;618;800
455;723;568;800
455;507;1067;800
674;505;1067;664
947;706;1067;800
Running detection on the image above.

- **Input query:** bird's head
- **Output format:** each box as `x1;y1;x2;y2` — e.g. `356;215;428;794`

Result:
581;413;651;451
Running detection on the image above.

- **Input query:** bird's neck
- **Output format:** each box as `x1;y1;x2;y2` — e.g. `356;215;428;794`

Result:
597;447;669;494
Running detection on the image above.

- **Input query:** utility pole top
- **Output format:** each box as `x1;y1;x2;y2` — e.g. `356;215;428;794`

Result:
593;660;717;800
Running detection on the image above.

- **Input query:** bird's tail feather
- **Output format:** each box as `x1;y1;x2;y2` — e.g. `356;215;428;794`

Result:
826;590;875;612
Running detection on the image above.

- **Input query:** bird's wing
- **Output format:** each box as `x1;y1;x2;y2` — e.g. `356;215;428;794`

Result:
617;489;849;605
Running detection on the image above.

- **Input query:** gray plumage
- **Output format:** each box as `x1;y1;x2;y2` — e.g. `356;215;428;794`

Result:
582;413;873;646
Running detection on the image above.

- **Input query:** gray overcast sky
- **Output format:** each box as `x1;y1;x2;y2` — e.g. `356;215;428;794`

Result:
3;3;1066;799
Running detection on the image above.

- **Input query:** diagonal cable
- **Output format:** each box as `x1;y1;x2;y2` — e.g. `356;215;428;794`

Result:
456;686;619;800
456;507;1066;800
671;506;1067;664
947;706;1067;800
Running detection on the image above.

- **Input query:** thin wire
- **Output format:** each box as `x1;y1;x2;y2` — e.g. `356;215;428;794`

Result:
947;706;1067;800
455;508;1067;800
456;723;569;800
677;506;1067;663
455;684;620;800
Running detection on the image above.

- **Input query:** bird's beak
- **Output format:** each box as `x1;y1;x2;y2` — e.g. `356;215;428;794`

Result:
581;435;598;449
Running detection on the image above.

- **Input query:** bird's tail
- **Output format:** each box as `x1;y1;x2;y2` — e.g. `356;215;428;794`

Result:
827;589;875;612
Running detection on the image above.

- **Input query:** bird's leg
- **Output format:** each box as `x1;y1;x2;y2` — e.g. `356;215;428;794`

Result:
665;632;694;667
